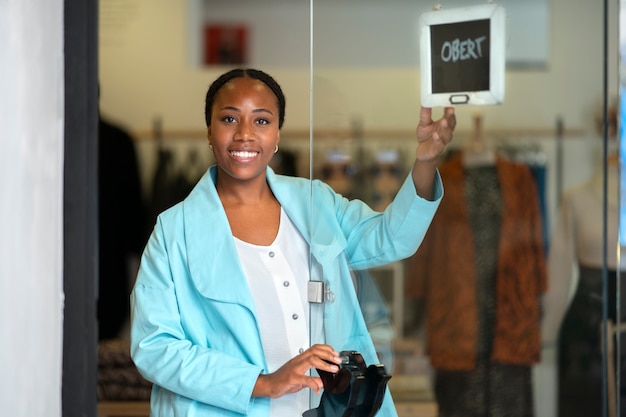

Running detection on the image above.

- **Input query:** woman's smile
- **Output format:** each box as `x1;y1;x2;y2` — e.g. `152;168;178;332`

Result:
229;149;260;162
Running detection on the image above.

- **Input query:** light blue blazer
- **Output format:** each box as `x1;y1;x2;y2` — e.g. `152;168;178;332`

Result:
130;165;443;416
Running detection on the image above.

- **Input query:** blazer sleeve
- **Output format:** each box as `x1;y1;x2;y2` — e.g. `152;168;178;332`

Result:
333;170;444;270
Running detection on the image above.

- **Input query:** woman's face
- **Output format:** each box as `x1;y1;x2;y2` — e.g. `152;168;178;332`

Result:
208;76;281;184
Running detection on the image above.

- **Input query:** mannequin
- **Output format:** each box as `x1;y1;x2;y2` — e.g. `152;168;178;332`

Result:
461;112;496;168
405;114;547;417
541;142;625;417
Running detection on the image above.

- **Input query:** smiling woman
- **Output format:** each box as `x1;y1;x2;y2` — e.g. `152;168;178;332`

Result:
129;67;455;417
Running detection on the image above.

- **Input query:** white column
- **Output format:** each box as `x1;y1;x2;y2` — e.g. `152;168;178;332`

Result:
0;1;64;417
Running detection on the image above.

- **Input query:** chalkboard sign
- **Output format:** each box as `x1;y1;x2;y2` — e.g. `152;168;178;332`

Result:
419;3;505;107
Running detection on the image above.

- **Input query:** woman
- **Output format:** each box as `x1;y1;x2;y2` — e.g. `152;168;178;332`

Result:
130;68;455;416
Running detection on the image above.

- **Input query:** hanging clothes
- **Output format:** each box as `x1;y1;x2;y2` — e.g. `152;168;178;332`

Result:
498;143;549;254
405;152;547;417
98;116;147;340
148;146;206;228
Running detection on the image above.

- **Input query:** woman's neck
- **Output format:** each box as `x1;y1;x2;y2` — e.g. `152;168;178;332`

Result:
215;173;273;207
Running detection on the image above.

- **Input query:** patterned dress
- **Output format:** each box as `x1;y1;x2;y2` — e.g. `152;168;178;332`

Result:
434;166;534;417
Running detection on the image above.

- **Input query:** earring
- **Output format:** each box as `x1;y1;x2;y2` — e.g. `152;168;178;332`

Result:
209;143;213;150
274;145;279;154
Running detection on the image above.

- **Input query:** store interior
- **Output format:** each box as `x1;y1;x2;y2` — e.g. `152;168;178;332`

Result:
96;1;624;416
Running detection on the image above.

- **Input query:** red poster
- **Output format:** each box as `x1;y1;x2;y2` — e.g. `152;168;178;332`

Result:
203;24;249;66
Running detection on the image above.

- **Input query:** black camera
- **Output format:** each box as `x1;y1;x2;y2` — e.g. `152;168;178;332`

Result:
303;351;391;417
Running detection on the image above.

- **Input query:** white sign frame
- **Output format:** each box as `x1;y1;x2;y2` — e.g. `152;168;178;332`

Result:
419;3;506;107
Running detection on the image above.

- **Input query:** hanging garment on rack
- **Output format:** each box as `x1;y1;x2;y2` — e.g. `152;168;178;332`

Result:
149;147;177;222
98;116;147;340
498;143;549;254
528;162;549;254
148;147;206;227
405;152;547;417
270;148;299;176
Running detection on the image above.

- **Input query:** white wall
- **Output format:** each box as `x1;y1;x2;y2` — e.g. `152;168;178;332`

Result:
99;0;618;134
0;1;64;417
98;0;619;214
191;0;550;68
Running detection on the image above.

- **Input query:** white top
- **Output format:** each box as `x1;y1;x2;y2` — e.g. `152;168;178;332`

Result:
234;208;311;416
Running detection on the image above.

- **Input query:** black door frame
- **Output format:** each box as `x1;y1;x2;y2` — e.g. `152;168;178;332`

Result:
63;0;99;416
